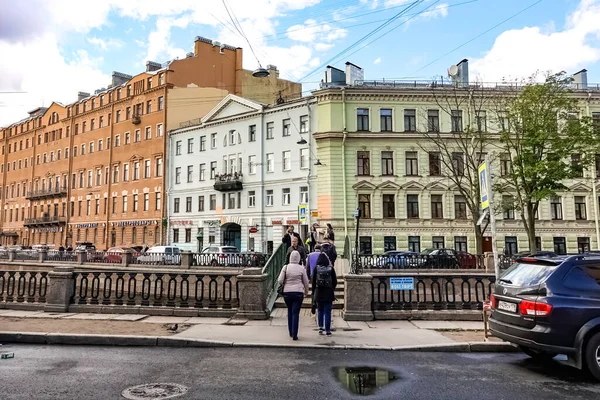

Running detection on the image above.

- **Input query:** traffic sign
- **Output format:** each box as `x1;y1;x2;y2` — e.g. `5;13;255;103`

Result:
249;227;258;233
298;205;307;223
478;162;489;210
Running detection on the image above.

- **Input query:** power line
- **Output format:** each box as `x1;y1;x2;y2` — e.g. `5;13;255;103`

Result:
412;0;544;74
222;0;264;67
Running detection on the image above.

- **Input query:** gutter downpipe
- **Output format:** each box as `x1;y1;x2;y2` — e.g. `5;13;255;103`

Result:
341;87;348;238
587;93;600;249
260;107;266;253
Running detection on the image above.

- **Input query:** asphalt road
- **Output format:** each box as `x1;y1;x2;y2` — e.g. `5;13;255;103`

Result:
1;345;599;399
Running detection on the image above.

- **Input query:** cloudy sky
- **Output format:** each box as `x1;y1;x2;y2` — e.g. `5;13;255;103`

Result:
1;0;599;126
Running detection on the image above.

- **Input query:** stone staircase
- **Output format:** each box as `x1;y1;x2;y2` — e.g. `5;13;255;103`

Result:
273;282;345;309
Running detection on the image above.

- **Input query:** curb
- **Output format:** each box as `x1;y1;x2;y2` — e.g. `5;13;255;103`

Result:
0;331;519;353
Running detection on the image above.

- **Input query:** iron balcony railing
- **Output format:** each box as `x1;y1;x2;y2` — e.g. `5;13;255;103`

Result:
25;186;68;200
213;172;243;192
23;215;67;226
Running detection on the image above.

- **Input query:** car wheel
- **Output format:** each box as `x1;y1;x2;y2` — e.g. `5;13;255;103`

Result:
519;345;557;361
584;332;600;381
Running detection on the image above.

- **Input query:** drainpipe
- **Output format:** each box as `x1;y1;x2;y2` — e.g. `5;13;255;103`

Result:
166;133;172;246
341;88;348;238
260;107;265;252
587;93;600;249
306;101;312;230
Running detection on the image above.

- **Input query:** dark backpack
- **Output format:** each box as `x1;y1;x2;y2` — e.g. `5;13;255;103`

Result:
315;265;333;289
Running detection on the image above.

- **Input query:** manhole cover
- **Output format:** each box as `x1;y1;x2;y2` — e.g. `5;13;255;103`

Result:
121;383;189;400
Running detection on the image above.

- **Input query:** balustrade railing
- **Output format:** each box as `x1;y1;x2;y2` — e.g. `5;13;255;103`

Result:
14;250;39;261
262;244;287;311
360;253;485;270
47;250;78;262
0;270;48;305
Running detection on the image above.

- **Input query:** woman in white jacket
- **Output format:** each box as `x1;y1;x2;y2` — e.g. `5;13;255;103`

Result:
277;250;309;340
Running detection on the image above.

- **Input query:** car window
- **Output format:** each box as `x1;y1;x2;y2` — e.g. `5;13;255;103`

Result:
563;266;600;292
501;262;558;286
165;248;172;255
173;248;180;254
223;248;238;253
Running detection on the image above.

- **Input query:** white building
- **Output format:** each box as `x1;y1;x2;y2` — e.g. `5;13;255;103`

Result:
167;94;318;253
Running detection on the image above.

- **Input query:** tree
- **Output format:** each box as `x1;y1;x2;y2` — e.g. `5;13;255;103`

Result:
493;72;599;252
418;84;491;254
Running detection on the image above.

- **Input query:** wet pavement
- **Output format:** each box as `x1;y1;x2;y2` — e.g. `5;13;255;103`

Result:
0;344;599;399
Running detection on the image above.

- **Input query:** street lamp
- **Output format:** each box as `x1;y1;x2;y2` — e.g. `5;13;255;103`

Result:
252;67;270;78
297;138;307;145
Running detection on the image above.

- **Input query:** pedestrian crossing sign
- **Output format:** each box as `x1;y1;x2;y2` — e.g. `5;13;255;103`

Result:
298;205;307;223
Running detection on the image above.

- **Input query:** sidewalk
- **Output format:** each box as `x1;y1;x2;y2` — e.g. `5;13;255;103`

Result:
0;308;512;352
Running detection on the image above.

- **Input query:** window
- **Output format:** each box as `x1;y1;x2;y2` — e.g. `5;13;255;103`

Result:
210;162;217;179
282;151;291;171
185;196;192;213
175;141;182;155
357;108;369;131
551;197;563;220
184;228;191;243
210;133;217;148
452;152;464;176
144;160;151;178
112;165;119;183
404;109;416;132
156;158;163;177
175;167;181;184
505;236;518;256
146;100;152;114
300;148;309;169
476;111;487;132
266;123;274;139
299;115;309;133
381;151;394;176
432;236;445;249
408;236;421;253
122;195;128;212
572;154;583;178
248;191;256;207
502;196;515;220
173;198;180;213
429;152;441;176
266;190;274;207
90;119;95;130
158;96;164;110
454;195;467;219
111;196;117;214
300;186;308;204
384;236;396;252
357;151;370;175
115;135;121;147
427;109;440;132
575;196;587;220
282;119;291;136
123;164;130;181
578;237;591;254
431;195;443;219
266;153;274;173
82;121;86;133
98;139;103;151
282;188;291;205
359;237;373;255
451;110;463;132
133;194;139;212
455;236;468;252
226;193;235;209
99;116;104;128
380;109;392;131
229;130;236;145
405;151;418;176
358;194;371;219
116;110;121;122
200;136;206;151
157;124;163;137
500;153;511;176
96;169;102;186
407;194;419;218
199;163;206;181
145;126;151;140
554;237;567;255
248;125;256;142
382;194;395;218
173;229;179;243
81;144;85;155
187;165;193;182
89;142;94;153
144;193;149;211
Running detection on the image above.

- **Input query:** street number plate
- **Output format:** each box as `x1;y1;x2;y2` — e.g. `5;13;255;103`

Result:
498;300;517;313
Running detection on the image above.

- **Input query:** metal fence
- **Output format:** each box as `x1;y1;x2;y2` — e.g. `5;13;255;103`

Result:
47;250;78;262
372;274;495;311
132;252;181;265
14;250;39;261
262;244;287;311
360;254;486;270
0;270;48;304
70;271;239;309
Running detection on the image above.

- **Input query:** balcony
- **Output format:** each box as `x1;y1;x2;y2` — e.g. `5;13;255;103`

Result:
132;115;141;124
24;215;67;226
26;186;68;201
213;172;243;192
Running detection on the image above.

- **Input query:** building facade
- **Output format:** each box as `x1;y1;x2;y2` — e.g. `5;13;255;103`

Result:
313;67;600;255
167;94;317;253
0;36;301;248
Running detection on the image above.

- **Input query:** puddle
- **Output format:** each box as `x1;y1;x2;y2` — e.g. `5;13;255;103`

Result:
333;367;398;396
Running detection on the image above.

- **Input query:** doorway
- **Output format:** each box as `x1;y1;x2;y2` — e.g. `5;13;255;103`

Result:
221;223;241;250
482;236;493;253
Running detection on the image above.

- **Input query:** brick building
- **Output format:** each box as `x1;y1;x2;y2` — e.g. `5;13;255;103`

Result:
0;36;301;248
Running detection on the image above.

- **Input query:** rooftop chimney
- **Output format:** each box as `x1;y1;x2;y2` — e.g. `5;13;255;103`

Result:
77;92;90;102
266;64;279;77
111;71;133;88
573;69;588;89
457;59;469;87
345;62;364;86
146;61;162;72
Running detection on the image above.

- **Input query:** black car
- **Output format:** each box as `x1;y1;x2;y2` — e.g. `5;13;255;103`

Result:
489;254;600;380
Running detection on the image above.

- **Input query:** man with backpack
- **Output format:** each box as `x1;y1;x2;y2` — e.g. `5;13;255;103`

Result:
311;253;337;336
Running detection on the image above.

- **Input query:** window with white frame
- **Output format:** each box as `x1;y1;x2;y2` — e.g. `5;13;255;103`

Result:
199;163;206;181
300;186;308;204
282;188;291;205
123;164;130;181
300;115;308;133
248;155;256;174
211;133;217;148
266;153;274;172
98;139;103;151
300;148;309;169
156;157;163;177
282;151;291;171
266;190;274;206
282;119;291;136
175;167;181;184
157;124;163;137
145;126;151;140
144;160;151;178
248;191;256;207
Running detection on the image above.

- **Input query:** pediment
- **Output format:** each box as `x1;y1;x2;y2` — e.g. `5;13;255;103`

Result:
202;94;263;123
402;180;425;191
376;180;401;190
569;182;591;192
353;180;377;190
129;154;144;162
425;181;448;191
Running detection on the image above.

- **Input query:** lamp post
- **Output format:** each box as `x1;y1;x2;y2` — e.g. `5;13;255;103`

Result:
351;208;361;274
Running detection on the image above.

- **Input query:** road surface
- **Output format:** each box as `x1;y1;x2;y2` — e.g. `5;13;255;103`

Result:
0;345;599;399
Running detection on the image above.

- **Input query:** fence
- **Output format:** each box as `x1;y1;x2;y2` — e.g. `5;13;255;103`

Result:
360;254;486;270
0;270;48;306
13;250;39;262
47;250;78;263
262;244;287;311
371;274;495;312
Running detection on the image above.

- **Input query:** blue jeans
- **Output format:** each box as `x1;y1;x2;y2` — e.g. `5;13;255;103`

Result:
317;302;333;333
283;292;304;339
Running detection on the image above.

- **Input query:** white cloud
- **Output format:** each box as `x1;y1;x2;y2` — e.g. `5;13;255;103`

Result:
86;37;125;51
286;19;348;43
471;0;600;81
374;57;382;65
314;43;334;52
420;3;449;20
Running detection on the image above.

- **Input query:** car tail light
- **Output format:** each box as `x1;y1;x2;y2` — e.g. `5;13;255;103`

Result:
490;294;497;308
519;300;552;316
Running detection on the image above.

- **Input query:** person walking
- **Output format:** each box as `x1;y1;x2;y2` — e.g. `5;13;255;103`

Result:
282;225;302;250
307;224;318;253
324;223;335;243
306;244;322;279
286;235;307;265
277;250;309;341
312;253;337;336
321;241;337;266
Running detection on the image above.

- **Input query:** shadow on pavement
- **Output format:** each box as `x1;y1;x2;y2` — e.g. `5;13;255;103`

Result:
511;357;597;384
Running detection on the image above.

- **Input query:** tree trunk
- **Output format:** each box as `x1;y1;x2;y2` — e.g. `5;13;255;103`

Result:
525;202;537;252
473;222;484;255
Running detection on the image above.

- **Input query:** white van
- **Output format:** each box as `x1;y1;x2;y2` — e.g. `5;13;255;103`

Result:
136;246;181;265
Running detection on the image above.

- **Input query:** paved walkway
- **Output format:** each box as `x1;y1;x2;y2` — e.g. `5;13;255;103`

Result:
0;308;497;350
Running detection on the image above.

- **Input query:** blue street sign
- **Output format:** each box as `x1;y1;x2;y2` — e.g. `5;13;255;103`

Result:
390;277;414;290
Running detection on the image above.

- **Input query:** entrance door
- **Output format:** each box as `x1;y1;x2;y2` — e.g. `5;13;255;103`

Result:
482;236;493;253
221;223;241;250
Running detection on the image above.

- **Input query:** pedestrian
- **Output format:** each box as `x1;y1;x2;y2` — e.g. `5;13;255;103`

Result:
58;243;65;255
321;240;337;266
324;223;335;243
286;235;307;265
282;225;302;250
66;244;73;253
312;253;337;336
306;244;322;279
307;224;319;253
277;250;309;341
143;244;149;253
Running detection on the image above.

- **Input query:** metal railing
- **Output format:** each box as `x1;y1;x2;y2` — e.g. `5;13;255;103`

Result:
47;250;78;262
372;274;495;311
14;250;39;261
132;252;181;265
360;254;485;270
0;270;48;305
192;253;267;267
70;271;239;310
23;216;67;225
351;79;600;92
25;186;68;200
262;244;287;312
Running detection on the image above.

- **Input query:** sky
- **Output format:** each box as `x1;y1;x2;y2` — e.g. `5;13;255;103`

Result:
1;0;599;127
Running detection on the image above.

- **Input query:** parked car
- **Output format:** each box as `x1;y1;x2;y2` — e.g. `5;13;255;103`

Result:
510;251;557;263
420;248;461;268
489;254;600;380
136;246;181;265
200;245;240;266
105;246;138;263
375;251;420;269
